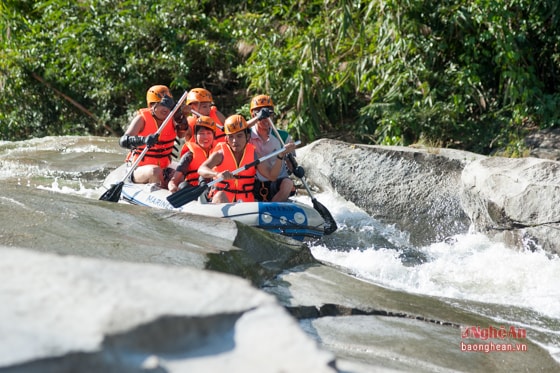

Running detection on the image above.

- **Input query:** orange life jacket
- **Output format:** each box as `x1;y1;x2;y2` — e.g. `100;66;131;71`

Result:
211;142;256;202
181;141;215;186
125;108;176;168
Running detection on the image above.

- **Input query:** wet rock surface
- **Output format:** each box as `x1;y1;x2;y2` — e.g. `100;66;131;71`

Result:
298;139;560;255
264;264;558;372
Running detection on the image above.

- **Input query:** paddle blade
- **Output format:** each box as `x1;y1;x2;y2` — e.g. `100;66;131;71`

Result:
312;198;337;235
99;182;124;202
167;183;208;208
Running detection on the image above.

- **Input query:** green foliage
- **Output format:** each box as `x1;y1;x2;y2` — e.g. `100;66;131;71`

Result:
1;0;238;139
1;0;559;156
235;0;363;142
236;0;560;153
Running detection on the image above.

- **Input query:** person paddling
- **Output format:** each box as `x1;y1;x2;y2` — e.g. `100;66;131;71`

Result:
119;85;179;186
197;114;295;203
249;94;297;202
168;115;217;193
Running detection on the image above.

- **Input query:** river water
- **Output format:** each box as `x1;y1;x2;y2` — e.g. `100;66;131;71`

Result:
2;136;560;364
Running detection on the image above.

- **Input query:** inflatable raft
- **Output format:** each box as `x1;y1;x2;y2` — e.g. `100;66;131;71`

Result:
102;164;326;240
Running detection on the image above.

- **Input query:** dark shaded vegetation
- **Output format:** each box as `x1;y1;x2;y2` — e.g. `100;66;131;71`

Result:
1;0;559;155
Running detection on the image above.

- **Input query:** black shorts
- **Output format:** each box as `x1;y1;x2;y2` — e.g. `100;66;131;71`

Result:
254;178;295;202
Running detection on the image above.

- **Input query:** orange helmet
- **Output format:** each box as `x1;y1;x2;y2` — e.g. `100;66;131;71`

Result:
250;94;274;112
224;114;250;135
146;85;172;105
194;115;216;133
186;88;213;105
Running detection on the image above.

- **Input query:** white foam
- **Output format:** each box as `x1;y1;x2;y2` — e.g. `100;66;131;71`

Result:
308;191;560;320
37;179;104;199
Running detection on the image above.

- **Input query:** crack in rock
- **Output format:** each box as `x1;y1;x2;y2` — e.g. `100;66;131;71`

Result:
286;304;461;329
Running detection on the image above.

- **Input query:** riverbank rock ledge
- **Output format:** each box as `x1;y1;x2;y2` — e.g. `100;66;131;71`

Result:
0;184;333;372
0;247;335;373
298;139;560;255
461;157;560;254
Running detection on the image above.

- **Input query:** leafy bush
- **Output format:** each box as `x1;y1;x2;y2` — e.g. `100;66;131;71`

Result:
1;0;238;138
236;0;560;153
1;0;559;156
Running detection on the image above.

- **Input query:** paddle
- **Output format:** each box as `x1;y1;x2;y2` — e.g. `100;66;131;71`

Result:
167;141;301;208
267;118;338;235
99;90;189;202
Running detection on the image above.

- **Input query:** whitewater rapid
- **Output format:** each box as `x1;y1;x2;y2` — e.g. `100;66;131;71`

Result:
302;194;560;322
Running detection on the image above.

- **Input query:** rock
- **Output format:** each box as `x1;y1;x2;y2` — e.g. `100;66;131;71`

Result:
298;139;483;247
264;264;558;372
3;135;559;372
298;138;560;255
0;181;335;371
0;247;335;372
0;183;315;285
460;156;560;255
525;128;560;161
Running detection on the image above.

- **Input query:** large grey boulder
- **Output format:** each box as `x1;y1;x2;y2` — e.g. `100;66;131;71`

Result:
460;156;560;254
0;247;335;373
298;139;560;254
298;139;483;247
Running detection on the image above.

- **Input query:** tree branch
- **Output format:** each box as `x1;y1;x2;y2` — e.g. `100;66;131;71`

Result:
30;72;118;136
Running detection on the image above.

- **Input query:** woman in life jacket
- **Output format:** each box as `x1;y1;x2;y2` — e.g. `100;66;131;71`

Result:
119;85;181;186
198;114;296;203
168;115;217;193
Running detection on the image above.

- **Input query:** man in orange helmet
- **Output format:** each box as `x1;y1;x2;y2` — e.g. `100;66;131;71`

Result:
198;114;295;203
119;85;180;186
249;94;297;202
186;88;226;142
171;87;226;160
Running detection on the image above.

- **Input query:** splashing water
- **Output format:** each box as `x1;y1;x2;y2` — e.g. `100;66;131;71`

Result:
37;178;106;200
304;191;560;321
